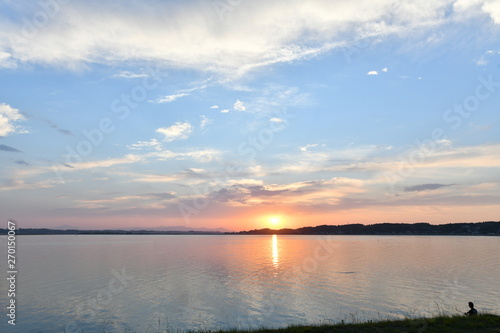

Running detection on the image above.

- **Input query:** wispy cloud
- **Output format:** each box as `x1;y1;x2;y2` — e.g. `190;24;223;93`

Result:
270;143;500;184
0;51;16;69
127;139;162;151
155;148;221;163
156;122;192;142
248;86;309;115
154;93;188;104
55;147;223;183
0;144;22;153
77;192;177;206
475;55;488;66
37;116;72;136
0;178;70;191
299;143;319;152
0;145;21;153
199;115;212;129
72;154;144;170
404;183;453;192
112;71;150;79
209;177;365;206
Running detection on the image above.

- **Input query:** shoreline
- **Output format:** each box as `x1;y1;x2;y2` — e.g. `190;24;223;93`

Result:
197;314;500;333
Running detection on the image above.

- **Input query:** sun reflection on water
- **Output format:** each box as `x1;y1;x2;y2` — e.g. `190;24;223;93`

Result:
272;234;279;268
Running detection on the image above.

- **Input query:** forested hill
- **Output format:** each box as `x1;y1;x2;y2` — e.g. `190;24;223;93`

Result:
1;221;498;236
232;221;500;235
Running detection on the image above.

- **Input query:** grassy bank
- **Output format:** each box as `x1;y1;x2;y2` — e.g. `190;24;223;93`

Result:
198;314;500;333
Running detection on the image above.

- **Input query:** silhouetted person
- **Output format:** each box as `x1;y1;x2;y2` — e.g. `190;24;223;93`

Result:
465;302;477;316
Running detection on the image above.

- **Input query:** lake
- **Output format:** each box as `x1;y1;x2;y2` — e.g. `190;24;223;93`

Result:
0;235;499;332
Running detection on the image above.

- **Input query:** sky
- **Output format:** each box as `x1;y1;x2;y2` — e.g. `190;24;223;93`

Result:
1;0;500;231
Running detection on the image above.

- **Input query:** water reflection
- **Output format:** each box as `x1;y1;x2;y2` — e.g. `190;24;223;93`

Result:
272;234;279;268
5;235;499;333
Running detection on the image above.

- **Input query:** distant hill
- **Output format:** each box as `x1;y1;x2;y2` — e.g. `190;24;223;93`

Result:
1;221;498;236
125;226;232;233
231;221;500;236
0;228;227;235
54;224;80;230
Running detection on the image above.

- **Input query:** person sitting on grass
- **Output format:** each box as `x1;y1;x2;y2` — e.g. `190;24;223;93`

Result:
465;302;478;316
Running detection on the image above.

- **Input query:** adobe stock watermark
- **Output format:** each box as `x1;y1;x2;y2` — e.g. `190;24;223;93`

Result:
20;0;72;39
341;37;372;64
385;73;500;192
64;267;135;333
178;109;295;224
212;0;243;21
6;220;18;326
52;66;163;182
341;7;398;64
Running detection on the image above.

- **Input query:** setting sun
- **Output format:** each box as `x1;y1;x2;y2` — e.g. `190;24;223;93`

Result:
267;216;283;228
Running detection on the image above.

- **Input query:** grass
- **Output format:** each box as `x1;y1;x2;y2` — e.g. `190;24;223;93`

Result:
182;314;500;333
94;314;500;333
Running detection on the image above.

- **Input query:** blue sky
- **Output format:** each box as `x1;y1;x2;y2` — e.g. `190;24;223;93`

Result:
1;0;500;230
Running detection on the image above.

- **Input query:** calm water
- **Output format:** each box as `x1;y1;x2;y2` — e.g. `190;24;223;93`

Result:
0;235;499;332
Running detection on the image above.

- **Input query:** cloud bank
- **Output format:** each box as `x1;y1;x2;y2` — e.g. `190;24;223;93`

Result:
1;0;499;76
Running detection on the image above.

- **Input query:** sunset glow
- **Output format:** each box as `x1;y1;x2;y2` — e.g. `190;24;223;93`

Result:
0;1;499;232
268;216;283;228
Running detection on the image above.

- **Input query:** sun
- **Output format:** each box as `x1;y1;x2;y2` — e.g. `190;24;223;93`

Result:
267;216;283;228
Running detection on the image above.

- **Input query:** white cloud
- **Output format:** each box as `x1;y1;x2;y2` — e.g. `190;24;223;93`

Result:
150;148;221;163
227;179;264;186
221;109;230;113
381;67;388;72
210;105;219;109
482;0;500;24
367;70;378;75
4;0;481;76
0;103;27;137
113;71;149;79
233;100;246;111
475;55;488;66
154;93;188;104
200;115;212;129
270;117;284;123
127;139;162;151
299;143;319;152
156;122;192;142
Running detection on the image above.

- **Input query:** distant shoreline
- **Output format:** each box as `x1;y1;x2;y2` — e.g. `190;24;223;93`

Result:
1;221;498;236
